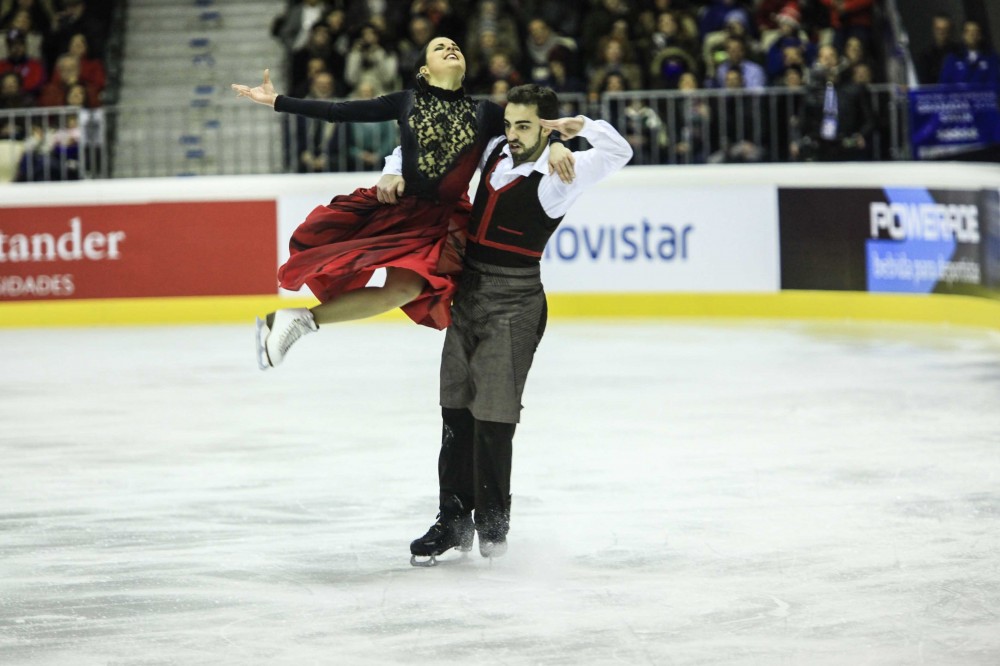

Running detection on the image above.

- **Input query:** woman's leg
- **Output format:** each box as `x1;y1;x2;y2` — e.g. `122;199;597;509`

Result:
309;267;427;325
259;268;427;369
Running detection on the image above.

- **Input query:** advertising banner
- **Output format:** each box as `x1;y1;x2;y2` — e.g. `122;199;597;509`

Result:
779;187;999;298
0;201;278;301
276;181;781;295
539;184;778;293
908;85;1000;160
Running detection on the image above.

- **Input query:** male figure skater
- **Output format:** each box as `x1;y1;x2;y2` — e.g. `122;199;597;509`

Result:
392;84;632;565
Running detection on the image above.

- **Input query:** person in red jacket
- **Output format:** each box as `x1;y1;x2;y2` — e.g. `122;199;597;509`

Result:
37;53;100;107
818;0;874;53
0;29;44;96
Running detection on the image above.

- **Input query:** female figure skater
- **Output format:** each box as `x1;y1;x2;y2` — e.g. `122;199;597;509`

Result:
232;37;574;369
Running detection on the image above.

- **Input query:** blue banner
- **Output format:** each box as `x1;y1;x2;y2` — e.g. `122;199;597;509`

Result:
908;85;1000;160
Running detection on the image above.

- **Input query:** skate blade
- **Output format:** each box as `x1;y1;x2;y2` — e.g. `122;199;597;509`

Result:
410;554;438;567
254;317;271;370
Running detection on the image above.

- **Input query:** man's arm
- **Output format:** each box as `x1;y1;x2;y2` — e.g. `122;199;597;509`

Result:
536;116;633;219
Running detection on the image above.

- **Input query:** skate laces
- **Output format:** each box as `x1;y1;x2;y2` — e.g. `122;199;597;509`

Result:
278;317;313;355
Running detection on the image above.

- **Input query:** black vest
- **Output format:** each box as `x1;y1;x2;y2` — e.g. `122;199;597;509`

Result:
465;141;565;268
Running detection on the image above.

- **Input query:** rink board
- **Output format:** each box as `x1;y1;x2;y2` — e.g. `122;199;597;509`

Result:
1;164;998;329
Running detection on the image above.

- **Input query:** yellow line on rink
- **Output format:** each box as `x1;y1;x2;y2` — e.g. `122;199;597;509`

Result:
0;292;997;330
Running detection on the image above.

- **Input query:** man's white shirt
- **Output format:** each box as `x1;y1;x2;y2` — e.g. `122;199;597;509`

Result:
381;117;632;218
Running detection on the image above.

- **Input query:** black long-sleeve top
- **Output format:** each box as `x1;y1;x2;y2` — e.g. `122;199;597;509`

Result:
275;85;504;204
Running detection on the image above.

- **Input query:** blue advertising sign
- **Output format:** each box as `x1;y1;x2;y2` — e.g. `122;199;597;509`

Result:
908;85;1000;160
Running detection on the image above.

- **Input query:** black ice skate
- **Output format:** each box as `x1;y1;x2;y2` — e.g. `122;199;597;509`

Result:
478;533;507;559
409;495;474;567
477;498;510;561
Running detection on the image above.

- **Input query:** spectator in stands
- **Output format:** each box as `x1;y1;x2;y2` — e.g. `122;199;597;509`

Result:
699;0;755;39
322;8;351;56
798;44;874;161
764;4;815;83
0;70;31;140
468;49;522;94
917;14;959;85
0;0;55;35
674;71;710;163
524;0;584;40
1;8;45;61
842;36;870;72
775;64;805;161
810;42;847;82
347;78;396;171
408;0;463;43
64;32;104;93
939;20;1000;86
291;55;330;97
773;44;810;85
46;81;85;179
287;70;341;173
292;22;339;98
279;0;329;53
704;10;759;83
0;28;43;95
596;18;640;67
532;48;585;94
465;0;520;68
47;0;105;69
587;39;643;102
647;11;700;89
0;68;28;107
598;69;667;165
581;0;631;64
398;15;435;88
708;67;764;163
344;22;399;93
816;0;874;53
753;0;791;34
523;18;577;85
488;77;508;105
715;36;766;89
37;52;98;106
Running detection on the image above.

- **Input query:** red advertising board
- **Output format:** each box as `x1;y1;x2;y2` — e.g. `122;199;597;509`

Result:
0;201;278;300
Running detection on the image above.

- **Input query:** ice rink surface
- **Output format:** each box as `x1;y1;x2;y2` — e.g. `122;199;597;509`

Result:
2;318;999;665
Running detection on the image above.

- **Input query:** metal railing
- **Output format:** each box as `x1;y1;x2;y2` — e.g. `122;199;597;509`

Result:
0;85;911;183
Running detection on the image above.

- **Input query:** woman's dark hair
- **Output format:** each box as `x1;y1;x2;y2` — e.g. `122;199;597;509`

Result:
506;84;559;119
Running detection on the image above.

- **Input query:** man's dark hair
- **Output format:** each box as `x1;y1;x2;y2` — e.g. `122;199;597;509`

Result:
506;84;559;119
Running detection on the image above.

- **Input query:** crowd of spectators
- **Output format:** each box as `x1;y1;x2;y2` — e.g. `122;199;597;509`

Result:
0;0;112;180
269;0;1000;168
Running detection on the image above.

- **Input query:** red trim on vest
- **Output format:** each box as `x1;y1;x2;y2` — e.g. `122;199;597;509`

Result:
469;150;546;258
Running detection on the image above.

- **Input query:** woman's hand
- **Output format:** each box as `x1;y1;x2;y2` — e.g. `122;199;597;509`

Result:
547;142;575;184
231;68;278;107
376;174;406;204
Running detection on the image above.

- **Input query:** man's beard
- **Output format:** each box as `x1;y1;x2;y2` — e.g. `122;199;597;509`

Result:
509;130;543;165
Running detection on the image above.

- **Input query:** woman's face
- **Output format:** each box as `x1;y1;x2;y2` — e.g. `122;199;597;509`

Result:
604;74;625;92
424;37;466;78
66;84;86;106
658;13;677;35
69;34;88;57
2;74;20;96
845;37;863;61
11;10;31;31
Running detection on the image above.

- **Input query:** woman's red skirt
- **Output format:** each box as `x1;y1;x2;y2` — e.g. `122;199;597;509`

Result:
277;186;469;330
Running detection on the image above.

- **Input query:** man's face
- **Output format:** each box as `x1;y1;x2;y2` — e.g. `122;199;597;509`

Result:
932;17;951;45
504;103;550;165
963;22;982;50
726;40;745;64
